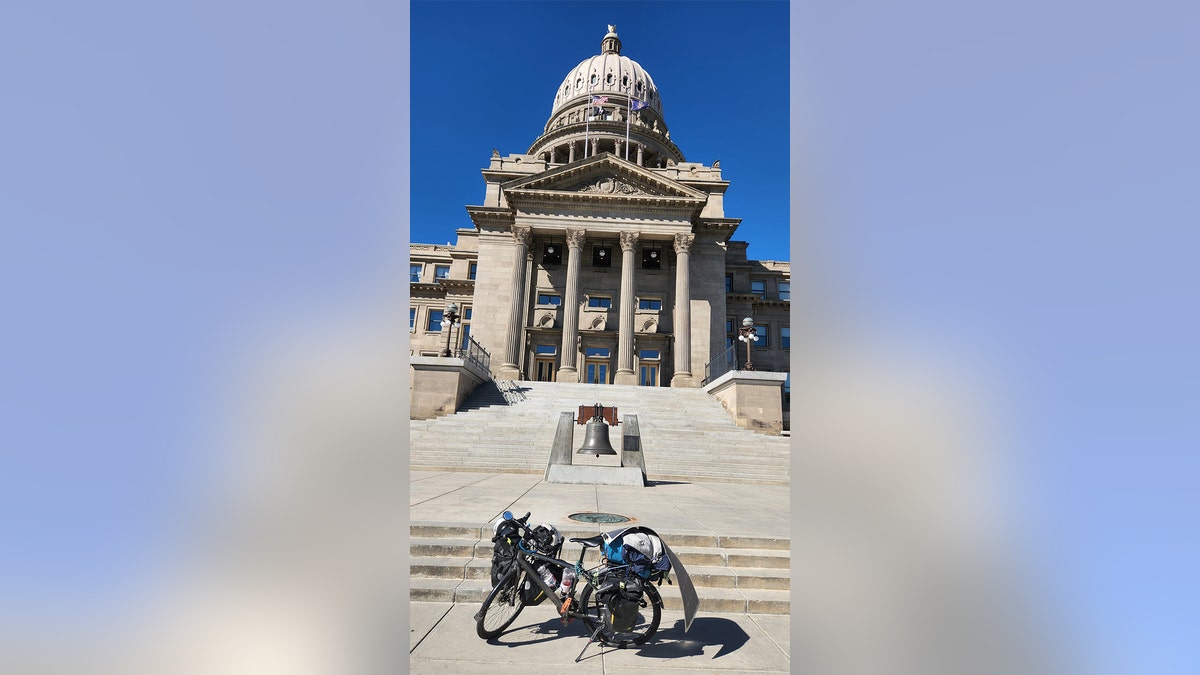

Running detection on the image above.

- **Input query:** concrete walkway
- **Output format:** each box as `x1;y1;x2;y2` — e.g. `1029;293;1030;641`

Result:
410;470;790;540
410;470;792;672
411;602;791;673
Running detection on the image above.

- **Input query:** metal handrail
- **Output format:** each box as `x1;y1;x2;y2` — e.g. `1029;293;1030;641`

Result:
703;343;740;385
460;334;491;372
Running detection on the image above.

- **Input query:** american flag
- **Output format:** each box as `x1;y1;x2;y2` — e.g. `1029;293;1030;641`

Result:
591;95;609;105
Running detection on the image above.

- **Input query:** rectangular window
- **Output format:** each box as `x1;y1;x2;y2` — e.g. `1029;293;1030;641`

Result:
410;308;416;331
459;324;471;351
542;242;562;265
781;326;790;350
637;298;662;310
434;265;450;280
592;245;612;267
725;275;732;293
778;282;790;301
641;247;662;269
536;345;557;355
751;279;766;298
410;264;422;283
725;318;734;333
537;293;562;306
426;309;443;332
638;349;660;360
585;347;611;358
755;323;769;349
587;297;612;309
464;307;472;320
468;261;477;280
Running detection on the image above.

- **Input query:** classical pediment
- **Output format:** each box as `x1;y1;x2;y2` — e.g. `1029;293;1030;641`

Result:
502;154;708;204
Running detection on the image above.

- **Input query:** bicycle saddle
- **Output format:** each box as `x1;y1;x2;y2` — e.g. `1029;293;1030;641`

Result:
569;534;604;548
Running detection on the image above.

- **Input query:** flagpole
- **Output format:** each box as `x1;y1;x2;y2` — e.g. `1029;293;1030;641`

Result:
625;94;631;161
584;85;591;159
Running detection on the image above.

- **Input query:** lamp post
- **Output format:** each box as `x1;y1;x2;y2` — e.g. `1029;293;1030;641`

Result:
441;302;461;357
737;316;758;371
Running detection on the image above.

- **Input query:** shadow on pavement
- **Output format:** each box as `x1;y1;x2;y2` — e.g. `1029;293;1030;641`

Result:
634;617;750;659
486;615;590;649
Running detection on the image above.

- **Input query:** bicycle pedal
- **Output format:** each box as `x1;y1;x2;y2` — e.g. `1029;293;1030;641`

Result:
559;597;574;625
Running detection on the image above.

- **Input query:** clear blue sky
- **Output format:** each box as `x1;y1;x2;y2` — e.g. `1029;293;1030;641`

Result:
1;1;1197;671
409;2;790;260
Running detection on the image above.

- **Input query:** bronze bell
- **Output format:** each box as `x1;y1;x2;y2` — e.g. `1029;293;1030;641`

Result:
578;419;617;455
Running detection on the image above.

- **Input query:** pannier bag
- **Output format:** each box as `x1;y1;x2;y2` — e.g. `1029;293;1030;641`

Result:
595;572;645;633
519;524;563;605
601;526;672;580
489;516;522;587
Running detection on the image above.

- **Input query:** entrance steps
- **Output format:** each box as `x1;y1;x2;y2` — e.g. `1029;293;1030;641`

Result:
410;381;791;485
409;522;791;615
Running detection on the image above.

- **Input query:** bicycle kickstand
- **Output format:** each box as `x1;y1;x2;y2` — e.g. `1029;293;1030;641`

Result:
575;624;605;663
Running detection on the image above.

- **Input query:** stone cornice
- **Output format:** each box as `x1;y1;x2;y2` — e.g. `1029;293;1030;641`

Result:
503;153;707;200
466;205;514;230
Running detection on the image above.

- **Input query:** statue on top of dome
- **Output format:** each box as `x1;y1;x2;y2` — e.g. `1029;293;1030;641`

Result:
608;24;616;34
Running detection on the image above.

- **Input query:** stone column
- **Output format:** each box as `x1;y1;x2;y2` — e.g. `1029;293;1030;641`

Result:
614;230;640;385
556;228;586;382
671;233;695;387
499;226;532;379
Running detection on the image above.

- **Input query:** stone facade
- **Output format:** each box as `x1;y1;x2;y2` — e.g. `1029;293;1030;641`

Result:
409;28;790;390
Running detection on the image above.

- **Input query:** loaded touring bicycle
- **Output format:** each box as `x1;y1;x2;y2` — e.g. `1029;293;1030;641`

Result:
475;511;699;660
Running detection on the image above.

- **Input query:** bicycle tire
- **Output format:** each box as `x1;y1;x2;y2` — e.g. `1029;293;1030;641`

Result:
476;568;526;639
577;576;662;648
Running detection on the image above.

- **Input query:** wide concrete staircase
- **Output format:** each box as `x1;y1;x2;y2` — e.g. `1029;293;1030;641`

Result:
409;381;791;485
410;522;790;615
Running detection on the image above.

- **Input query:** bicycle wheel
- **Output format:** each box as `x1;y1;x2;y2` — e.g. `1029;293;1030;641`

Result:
578;576;662;648
475;568;526;639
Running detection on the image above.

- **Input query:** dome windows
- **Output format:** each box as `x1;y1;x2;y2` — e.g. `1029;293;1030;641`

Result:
622;75;628;88
606;72;613;85
590;73;597;85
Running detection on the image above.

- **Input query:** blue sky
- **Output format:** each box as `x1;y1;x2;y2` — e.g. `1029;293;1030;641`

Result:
1;0;1198;671
409;2;790;260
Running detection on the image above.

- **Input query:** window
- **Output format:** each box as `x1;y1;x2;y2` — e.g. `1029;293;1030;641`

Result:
464;307;472;320
781;326;790;350
641;247;661;269
638;298;662;310
778;282;790;301
725;275;732;293
751;279;765;298
434;265;450;280
725;319;734;334
585;347;610;358
638;349;660;360
587;297;612;309
755;323;769;349
410;308;416;331
542;242;562;265
426;309;443;332
726;336;735;348
536;345;557;355
459;324;471;351
592;245;612;267
410;264;422;283
537;293;562;306
468;261;477;280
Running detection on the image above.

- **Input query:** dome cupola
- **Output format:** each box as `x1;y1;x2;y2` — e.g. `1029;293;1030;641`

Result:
529;26;683;168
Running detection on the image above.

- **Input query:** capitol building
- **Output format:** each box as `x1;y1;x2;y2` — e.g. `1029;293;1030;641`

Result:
410;27;790;389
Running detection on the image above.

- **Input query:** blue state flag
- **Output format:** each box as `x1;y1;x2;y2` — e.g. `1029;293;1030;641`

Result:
630;98;648;111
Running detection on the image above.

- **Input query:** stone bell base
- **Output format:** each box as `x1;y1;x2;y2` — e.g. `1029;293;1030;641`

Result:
545;464;645;487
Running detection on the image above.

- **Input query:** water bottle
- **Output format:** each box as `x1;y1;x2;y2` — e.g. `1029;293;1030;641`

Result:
558;567;576;596
539;564;556;590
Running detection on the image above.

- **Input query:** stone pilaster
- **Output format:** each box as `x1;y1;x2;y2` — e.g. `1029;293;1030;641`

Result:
498;226;532;379
671;233;696;387
614;230;640;385
557;227;586;382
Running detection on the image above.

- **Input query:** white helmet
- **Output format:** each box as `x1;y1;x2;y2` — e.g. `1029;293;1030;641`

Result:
530;523;563;553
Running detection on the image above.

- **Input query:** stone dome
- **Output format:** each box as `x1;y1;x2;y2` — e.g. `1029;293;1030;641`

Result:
549;26;663;119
